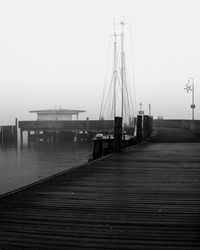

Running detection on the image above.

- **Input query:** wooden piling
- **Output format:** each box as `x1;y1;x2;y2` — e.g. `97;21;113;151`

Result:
1;126;3;145
143;115;149;140
92;139;103;160
114;117;122;153
20;129;23;147
136;115;143;142
14;118;18;142
27;130;31;147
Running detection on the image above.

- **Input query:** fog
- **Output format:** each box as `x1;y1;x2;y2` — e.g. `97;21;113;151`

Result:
0;0;200;125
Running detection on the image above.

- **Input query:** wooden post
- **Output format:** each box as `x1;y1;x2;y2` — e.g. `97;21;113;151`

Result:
15;118;18;142
143;115;149;140
20;129;23;147
114;117;122;153
108;135;112;154
92;139;103;160
86;117;89;131
148;116;153;137
1;126;3;145
34;131;37;142
28;130;31;147
137;115;143;142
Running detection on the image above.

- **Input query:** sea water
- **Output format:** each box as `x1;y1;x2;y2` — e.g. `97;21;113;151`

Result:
0;141;92;196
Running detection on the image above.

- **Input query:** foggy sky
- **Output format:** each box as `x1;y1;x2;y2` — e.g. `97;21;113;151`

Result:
0;0;200;124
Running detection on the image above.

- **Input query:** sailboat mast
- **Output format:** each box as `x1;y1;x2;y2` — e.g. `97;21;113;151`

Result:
120;21;125;122
113;24;117;118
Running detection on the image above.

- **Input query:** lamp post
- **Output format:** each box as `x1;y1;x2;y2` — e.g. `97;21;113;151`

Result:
184;77;195;120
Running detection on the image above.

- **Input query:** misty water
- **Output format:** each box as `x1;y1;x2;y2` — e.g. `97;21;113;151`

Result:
0;140;92;196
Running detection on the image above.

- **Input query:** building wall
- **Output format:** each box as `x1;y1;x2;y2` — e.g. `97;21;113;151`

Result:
37;113;73;121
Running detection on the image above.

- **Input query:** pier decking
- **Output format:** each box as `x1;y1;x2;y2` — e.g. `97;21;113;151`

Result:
0;127;200;249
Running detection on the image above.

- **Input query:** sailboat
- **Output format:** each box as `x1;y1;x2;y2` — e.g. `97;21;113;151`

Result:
99;21;136;132
89;21;137;161
99;21;136;129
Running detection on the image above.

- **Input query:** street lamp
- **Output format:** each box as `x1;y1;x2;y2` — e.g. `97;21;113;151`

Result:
184;77;195;120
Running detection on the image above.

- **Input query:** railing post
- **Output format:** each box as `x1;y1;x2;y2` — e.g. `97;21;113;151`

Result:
114;117;122;153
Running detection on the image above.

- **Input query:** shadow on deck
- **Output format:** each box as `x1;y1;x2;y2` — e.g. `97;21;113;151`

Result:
0;127;199;249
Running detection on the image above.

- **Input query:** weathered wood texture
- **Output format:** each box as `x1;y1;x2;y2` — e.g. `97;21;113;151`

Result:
0;127;200;249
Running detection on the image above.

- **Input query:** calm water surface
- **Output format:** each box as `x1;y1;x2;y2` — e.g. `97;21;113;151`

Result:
0;141;92;196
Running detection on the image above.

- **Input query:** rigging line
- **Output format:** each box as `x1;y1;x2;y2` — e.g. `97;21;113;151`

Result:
128;23;137;115
123;33;135;117
122;66;128;121
114;76;121;116
117;51;131;122
114;74;120;109
124;57;133;118
124;72;133;114
123;53;131;114
110;88;115;120
99;35;112;119
101;73;114;118
127;70;135;115
123;49;135;114
106;84;114;120
105;77;114;120
124;83;131;120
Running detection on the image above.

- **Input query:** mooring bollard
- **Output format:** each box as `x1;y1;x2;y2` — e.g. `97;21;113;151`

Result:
92;137;103;160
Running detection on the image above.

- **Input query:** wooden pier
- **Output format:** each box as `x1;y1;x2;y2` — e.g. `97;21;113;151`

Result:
0;126;200;249
0;119;18;145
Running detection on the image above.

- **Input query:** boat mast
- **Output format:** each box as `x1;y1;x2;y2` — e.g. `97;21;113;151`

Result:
113;23;117;118
120;21;125;123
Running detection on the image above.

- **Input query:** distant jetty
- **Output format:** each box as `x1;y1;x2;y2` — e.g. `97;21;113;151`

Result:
0;119;17;144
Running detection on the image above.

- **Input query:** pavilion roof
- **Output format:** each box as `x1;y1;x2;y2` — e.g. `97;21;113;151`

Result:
29;109;86;114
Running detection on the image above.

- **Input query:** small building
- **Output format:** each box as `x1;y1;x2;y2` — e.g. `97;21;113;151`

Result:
30;108;86;121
